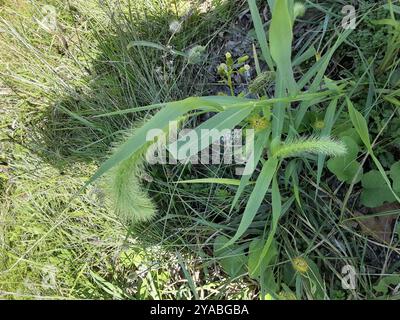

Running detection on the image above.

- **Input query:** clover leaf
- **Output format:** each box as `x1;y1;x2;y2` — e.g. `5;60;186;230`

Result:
213;235;247;278
327;136;363;184
390;161;400;193
360;170;396;208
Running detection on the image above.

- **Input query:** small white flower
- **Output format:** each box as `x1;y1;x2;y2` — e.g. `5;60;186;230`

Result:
169;20;182;33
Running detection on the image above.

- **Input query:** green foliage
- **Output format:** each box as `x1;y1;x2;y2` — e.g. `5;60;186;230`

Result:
390;161;400;192
269;0;297;95
360;161;400;208
373;275;400;298
327;136;363;184
89;0;353;299
248;239;277;280
3;0;400;301
360;170;396;208
213;236;247;278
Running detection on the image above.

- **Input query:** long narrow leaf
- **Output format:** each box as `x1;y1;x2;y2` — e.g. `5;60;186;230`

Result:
230;130;270;212
169;105;253;160
248;0;274;71
175;178;250;186
269;0;297;94
316;98;338;186
222;157;279;249
255;177;282;271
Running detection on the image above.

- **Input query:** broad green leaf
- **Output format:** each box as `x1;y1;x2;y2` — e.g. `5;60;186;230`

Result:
390;161;400;193
248;238;277;279
338;128;362;145
374;275;400;295
327;136;363;184
303;258;326;300
271;176;282;227
213;235;247;278
371;154;400;204
272;75;287;139
201;95;252;105
222;157;279;248
348;98;400;204
360;170;396;208
261;268;279;296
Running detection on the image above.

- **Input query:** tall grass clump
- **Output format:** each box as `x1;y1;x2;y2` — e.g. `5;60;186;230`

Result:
89;0;400;300
1;0;250;299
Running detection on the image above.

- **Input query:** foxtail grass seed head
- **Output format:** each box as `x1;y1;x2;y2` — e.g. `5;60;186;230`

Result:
271;137;347;159
292;257;309;274
103;124;158;223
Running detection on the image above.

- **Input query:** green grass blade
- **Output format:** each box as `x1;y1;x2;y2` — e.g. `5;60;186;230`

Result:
127;40;187;57
255;176;281;271
175;178;250;186
295;30;353;128
269;0;297;95
316;98;338;186
169;105;253;160
347;98;400;203
222;157;279;249
230;130;270;212
346;97;372;151
248;0;274;71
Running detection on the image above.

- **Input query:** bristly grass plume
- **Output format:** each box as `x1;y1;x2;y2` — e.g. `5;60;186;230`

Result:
104;125;157;223
271;136;347;159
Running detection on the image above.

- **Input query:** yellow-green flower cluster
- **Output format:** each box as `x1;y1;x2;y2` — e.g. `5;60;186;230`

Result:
248;114;270;131
292;257;309;274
